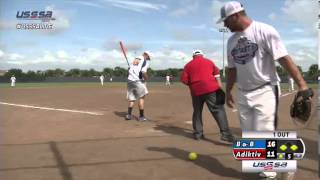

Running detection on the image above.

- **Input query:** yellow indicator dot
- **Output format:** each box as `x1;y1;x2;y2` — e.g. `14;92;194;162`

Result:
278;154;284;159
290;145;298;151
280;145;287;151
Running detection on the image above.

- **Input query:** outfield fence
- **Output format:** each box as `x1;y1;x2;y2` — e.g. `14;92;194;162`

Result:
0;76;318;83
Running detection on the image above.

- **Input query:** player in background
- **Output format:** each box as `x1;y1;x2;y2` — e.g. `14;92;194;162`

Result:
165;74;171;86
288;76;295;92
275;73;281;97
100;74;104;86
125;55;149;122
10;75;16;87
181;50;235;142
170;75;174;85
217;1;309;179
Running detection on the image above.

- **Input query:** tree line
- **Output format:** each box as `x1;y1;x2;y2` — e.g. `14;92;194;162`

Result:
2;64;319;82
275;64;319;82
2;67;184;82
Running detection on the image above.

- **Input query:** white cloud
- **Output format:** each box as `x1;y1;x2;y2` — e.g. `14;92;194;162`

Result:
150;49;189;69
169;9;189;17
282;0;317;32
43;5;71;34
50;17;70;33
171;29;198;41
291;28;304;34
0;40;315;71
57;50;70;59
0;50;24;61
169;0;199;17
7;61;23;65
71;0;167;13
192;24;207;30
149;47;227;70
211;0;224;27
290;49;317;71
75;1;105;9
0;50;4;58
294;50;316;61
0;20;18;30
104;38;143;52
102;0;167;13
0;48;130;70
0;48;190;70
284;39;317;71
283;38;315;46
31;51;56;63
268;12;277;21
76;48;104;65
0;50;25;66
7;53;24;61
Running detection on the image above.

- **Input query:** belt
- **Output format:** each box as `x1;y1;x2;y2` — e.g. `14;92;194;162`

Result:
238;82;272;92
128;80;142;83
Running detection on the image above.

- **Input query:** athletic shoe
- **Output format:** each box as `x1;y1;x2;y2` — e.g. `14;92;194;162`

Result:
220;134;235;143
125;114;132;120
138;116;147;122
194;134;205;140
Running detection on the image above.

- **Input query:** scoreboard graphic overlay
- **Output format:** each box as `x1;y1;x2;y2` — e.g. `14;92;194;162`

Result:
232;131;305;172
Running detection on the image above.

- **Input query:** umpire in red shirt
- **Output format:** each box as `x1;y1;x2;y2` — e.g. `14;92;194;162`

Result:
181;50;234;143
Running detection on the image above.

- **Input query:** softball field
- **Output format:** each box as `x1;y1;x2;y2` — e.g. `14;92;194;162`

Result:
0;83;318;180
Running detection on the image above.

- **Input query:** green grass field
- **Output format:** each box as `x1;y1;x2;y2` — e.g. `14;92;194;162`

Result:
0;82;128;88
0;82;317;91
279;83;318;93
0;82;186;88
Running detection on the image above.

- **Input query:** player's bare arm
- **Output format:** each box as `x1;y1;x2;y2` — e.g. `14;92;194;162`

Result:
142;72;148;81
181;69;189;85
225;67;237;108
278;55;308;91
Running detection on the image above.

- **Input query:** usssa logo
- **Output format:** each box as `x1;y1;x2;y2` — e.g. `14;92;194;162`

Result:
253;161;287;170
16;11;55;21
16;10;55;30
242;160;295;172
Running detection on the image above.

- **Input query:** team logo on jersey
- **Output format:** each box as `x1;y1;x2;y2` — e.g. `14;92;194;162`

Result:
231;36;258;65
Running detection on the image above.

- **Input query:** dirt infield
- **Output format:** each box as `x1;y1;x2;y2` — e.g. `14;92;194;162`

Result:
0;83;318;180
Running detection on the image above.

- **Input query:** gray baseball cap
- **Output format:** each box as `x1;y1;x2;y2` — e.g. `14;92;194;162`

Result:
216;1;245;23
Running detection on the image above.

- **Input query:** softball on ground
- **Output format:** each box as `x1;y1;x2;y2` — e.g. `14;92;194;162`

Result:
188;152;198;161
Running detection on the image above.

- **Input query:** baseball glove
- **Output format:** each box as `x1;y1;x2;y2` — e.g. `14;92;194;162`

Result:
290;88;314;123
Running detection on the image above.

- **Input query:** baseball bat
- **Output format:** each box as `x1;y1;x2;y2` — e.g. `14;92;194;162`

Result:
119;41;130;67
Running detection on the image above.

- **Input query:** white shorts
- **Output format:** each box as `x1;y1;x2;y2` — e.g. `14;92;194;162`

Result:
237;85;278;131
127;81;148;101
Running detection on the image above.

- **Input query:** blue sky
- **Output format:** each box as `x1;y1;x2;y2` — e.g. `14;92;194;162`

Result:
0;0;318;71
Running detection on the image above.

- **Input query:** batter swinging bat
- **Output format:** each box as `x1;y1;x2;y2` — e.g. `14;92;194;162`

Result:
119;41;130;67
